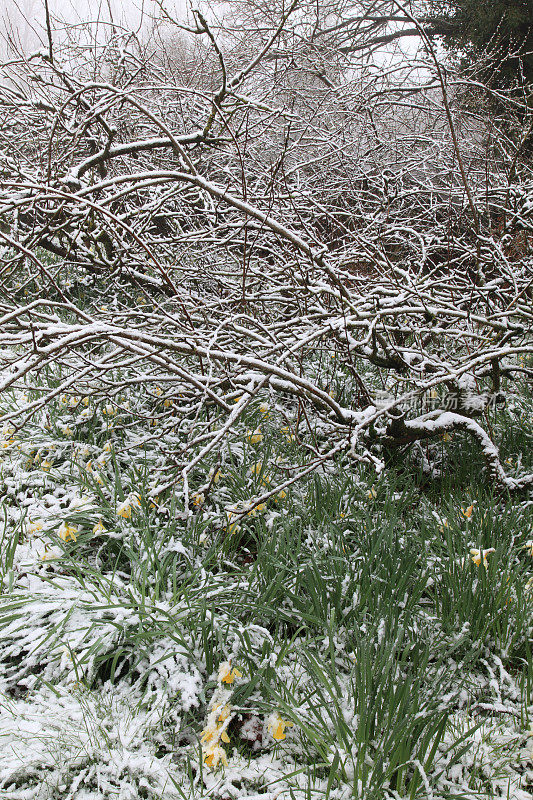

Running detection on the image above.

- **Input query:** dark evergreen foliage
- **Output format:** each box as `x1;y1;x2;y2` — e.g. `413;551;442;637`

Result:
428;0;533;87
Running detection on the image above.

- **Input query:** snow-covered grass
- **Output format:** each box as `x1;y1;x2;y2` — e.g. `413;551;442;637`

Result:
0;369;532;799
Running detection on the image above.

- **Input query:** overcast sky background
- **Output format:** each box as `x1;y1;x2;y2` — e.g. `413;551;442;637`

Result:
0;0;188;53
0;0;424;80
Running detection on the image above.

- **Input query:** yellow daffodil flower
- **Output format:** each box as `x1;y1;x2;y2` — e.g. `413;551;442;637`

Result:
192;492;205;507
200;726;215;744
93;519;106;534
58;522;78;542
246;428;263;444
217;704;231;723
203;744;228;769
117;494;140;519
117;502;132;519
250;462;271;484
247;502;266;517
267;713;293;741
27;519;44;536
462;503;474;519
523;541;533;557
218;661;242;685
280;425;296;442
367;487;377;499
470;547;495;568
200;700;234;769
39;544;61;561
225;511;240;536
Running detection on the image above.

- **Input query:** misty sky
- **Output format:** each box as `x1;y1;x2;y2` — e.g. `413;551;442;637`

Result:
0;0;187;53
0;1;423;77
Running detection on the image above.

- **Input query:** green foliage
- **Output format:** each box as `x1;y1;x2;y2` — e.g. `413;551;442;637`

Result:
0;361;531;798
429;0;533;87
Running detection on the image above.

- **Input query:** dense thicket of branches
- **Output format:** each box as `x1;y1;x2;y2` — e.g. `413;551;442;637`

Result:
0;0;531;505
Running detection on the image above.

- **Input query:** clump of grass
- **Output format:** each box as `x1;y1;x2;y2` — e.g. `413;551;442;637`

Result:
0;369;531;799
